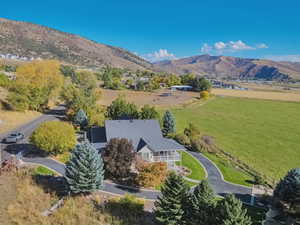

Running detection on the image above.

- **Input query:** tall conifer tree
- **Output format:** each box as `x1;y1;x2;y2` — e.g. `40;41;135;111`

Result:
188;180;216;225
154;172;189;225
217;194;252;225
74;109;88;129
162;110;176;136
65;142;104;194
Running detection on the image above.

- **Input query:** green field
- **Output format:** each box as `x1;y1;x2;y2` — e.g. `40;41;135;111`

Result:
169;96;300;182
177;151;206;181
204;153;252;187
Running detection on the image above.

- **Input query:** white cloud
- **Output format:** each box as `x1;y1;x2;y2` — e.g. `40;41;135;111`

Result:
229;40;254;50
201;40;268;54
201;43;213;53
214;41;227;50
264;55;300;62
142;49;177;62
256;43;268;49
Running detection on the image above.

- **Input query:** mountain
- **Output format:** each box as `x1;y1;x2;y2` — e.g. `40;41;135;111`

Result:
0;18;152;70
154;55;300;80
1;18;300;81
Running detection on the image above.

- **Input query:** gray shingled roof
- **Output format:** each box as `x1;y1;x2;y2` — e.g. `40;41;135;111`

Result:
90;120;185;152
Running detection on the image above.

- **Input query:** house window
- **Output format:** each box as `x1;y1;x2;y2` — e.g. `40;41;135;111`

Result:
142;152;149;160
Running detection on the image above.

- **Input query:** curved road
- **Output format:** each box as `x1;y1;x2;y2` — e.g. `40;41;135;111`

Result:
0;107;254;204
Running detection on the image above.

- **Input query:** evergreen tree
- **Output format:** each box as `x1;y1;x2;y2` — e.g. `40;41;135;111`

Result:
271;168;300;224
162;110;176;136
65;142;104;194
154;172;189;225
188;180;216;225
216;194;252;225
74;109;88;129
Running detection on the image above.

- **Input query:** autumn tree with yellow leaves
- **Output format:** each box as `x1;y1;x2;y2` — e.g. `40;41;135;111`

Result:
7;60;64;111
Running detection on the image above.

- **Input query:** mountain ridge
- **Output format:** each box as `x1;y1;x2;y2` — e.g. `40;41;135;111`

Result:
1;18;300;80
0;17;153;70
154;54;300;80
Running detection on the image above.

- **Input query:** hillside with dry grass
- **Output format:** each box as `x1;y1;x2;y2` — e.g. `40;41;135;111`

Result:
155;55;300;80
0;18;152;70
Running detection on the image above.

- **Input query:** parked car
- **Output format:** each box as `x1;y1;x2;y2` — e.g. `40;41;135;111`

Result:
3;132;25;143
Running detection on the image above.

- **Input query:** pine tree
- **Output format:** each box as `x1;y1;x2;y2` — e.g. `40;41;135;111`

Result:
65;142;104;194
162;110;176;136
188;180;216;225
74;109;88;129
154;172;189;225
272;168;300;224
217;194;252;225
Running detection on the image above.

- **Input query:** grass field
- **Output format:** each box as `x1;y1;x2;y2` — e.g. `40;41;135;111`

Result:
169;96;300;182
177;151;206;181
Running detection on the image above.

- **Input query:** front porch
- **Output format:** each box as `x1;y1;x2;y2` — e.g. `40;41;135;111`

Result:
152;151;181;162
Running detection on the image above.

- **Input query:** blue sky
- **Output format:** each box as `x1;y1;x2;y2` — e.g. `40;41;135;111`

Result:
1;0;300;62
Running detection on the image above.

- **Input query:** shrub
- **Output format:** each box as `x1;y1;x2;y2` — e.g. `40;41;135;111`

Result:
139;104;160;120
174;133;191;146
0;73;10;88
190;136;216;153
136;162;168;188
106;194;145;218
102;138;135;179
200;90;210;99
30;121;76;155
184;123;201;138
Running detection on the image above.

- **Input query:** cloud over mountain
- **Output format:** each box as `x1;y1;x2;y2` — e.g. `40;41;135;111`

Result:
201;40;268;54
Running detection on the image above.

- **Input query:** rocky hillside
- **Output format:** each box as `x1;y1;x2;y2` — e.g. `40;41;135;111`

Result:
155;55;300;80
0;18;152;70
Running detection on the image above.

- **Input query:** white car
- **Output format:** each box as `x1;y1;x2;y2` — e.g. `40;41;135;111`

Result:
3;132;25;143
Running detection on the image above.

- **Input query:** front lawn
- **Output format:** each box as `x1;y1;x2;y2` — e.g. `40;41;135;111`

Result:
177;151;206;181
204;153;253;187
34;166;56;176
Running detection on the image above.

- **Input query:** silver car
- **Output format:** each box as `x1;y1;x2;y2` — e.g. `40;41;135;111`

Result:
4;132;25;143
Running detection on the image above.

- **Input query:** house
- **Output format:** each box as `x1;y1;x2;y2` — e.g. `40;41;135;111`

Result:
170;85;193;91
88;120;185;167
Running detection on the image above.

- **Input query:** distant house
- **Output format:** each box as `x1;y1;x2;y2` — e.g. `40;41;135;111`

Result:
170;85;193;91
88;120;185;167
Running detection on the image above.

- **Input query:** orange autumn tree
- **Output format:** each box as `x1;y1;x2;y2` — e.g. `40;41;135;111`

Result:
136;161;168;188
8;60;64;111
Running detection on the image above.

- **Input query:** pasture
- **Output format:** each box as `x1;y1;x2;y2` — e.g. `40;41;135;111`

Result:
168;96;300;182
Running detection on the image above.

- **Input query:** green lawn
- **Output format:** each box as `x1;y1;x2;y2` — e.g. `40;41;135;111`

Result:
204;153;253;187
169;96;300;182
177;151;206;180
34;166;56;176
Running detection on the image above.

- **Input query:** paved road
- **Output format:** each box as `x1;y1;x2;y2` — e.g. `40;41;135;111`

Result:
0;107;254;204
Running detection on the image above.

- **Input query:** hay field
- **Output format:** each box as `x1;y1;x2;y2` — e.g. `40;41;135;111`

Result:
212;88;300;102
